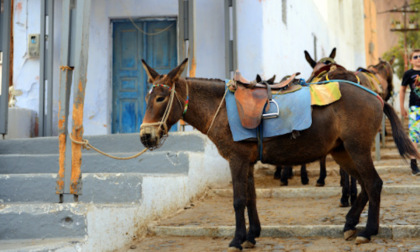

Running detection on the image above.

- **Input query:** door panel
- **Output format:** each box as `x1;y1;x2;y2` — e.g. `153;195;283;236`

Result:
112;19;177;133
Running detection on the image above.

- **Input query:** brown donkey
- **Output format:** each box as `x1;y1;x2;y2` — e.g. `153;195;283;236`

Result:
304;48;397;207
139;59;418;251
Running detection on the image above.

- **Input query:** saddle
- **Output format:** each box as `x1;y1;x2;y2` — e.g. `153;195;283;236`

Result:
309;64;346;82
355;67;383;94
233;71;300;129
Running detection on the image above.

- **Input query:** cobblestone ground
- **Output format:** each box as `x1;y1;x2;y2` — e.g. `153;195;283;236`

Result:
112;116;420;251
122;236;420;252
117;159;420;252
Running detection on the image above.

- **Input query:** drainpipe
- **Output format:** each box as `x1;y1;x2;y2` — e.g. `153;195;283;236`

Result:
0;0;13;137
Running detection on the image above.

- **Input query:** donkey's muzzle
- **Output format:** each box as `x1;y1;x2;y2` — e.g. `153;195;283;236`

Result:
140;125;166;150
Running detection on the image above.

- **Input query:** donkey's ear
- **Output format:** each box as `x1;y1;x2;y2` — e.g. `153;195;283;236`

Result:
167;58;188;82
267;75;276;84
141;59;160;83
389;55;396;65
304;50;316;68
329;47;337;59
256;74;262;83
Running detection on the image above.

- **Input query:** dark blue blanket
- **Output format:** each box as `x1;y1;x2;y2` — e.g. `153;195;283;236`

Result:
225;86;312;141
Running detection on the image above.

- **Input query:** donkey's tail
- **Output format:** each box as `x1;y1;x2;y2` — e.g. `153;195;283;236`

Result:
383;102;420;159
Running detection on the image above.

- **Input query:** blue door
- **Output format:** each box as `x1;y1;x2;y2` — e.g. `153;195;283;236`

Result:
112;19;177;133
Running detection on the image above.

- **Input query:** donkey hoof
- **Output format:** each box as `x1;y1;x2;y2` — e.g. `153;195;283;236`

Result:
316;182;325;187
227;247;241;252
242;241;255;248
344;229;357;240
355;236;370;244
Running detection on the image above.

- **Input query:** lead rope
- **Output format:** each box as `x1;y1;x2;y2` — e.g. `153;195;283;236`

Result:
206;87;228;135
69;82;182;159
69;134;148;160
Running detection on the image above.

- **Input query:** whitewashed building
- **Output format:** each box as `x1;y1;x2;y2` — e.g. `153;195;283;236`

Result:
3;0;366;137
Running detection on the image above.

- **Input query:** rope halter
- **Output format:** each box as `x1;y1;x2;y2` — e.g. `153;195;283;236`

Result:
140;82;189;150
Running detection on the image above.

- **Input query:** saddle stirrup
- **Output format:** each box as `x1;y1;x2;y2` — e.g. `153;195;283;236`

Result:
263;99;280;119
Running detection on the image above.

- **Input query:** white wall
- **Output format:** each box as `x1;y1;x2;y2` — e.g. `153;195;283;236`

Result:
194;0;226;78
12;0;367;137
313;0;366;69
13;0;41;115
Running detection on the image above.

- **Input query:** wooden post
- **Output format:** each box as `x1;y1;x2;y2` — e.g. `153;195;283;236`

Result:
70;0;91;197
56;0;74;200
56;0;91;202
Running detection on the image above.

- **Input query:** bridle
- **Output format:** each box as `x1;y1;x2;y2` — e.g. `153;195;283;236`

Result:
368;60;394;100
369;61;392;79
140;81;189;149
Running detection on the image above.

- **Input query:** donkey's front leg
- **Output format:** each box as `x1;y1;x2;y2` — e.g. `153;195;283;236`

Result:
228;158;249;251
243;163;261;248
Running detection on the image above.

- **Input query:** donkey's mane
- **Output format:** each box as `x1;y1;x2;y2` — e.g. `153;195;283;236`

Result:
186;77;224;83
184;77;226;93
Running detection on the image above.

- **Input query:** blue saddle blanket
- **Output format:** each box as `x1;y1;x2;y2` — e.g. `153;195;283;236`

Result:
225;86;312;141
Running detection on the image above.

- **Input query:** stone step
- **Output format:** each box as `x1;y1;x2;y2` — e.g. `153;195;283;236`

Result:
149;224;420;239
0;151;192;174
147;192;420;239
120;235;420;251
0;203;88;240
265;164;413;177
0;132;206;155
0;131;233;251
211;185;420;198
0;237;84;252
0;173;152;203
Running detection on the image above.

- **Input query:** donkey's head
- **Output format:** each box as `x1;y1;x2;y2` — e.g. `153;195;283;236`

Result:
139;58;188;150
305;48;337;81
368;56;395;101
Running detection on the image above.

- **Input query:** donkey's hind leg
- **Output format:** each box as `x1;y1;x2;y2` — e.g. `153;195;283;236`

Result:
331;149;368;240
354;168;382;244
333;146;383;243
243;163;261;248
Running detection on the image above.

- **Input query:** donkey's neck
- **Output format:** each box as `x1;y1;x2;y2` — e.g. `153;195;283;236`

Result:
177;78;226;134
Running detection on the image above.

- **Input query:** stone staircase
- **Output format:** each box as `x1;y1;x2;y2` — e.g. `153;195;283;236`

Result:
118;120;420;251
0;132;230;251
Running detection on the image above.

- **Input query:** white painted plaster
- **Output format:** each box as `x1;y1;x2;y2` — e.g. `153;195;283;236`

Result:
13;0;41;113
5;107;37;139
12;0;367;137
78;137;230;251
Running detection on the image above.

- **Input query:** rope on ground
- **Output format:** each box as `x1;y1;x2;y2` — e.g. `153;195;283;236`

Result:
68;134;148;160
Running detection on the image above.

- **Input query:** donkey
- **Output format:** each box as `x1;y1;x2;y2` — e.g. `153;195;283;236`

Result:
139;59;418;251
304;48;395;207
304;48;397;207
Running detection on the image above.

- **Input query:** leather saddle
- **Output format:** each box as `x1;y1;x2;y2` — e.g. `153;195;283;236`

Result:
233;71;300;129
309;63;346;82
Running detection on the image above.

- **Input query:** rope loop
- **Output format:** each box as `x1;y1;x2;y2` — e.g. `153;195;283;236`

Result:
68;134;148;160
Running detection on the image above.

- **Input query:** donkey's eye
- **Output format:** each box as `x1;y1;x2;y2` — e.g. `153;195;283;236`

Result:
156;96;165;103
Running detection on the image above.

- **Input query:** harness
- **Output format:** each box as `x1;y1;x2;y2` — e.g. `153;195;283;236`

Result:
140;82;189;150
